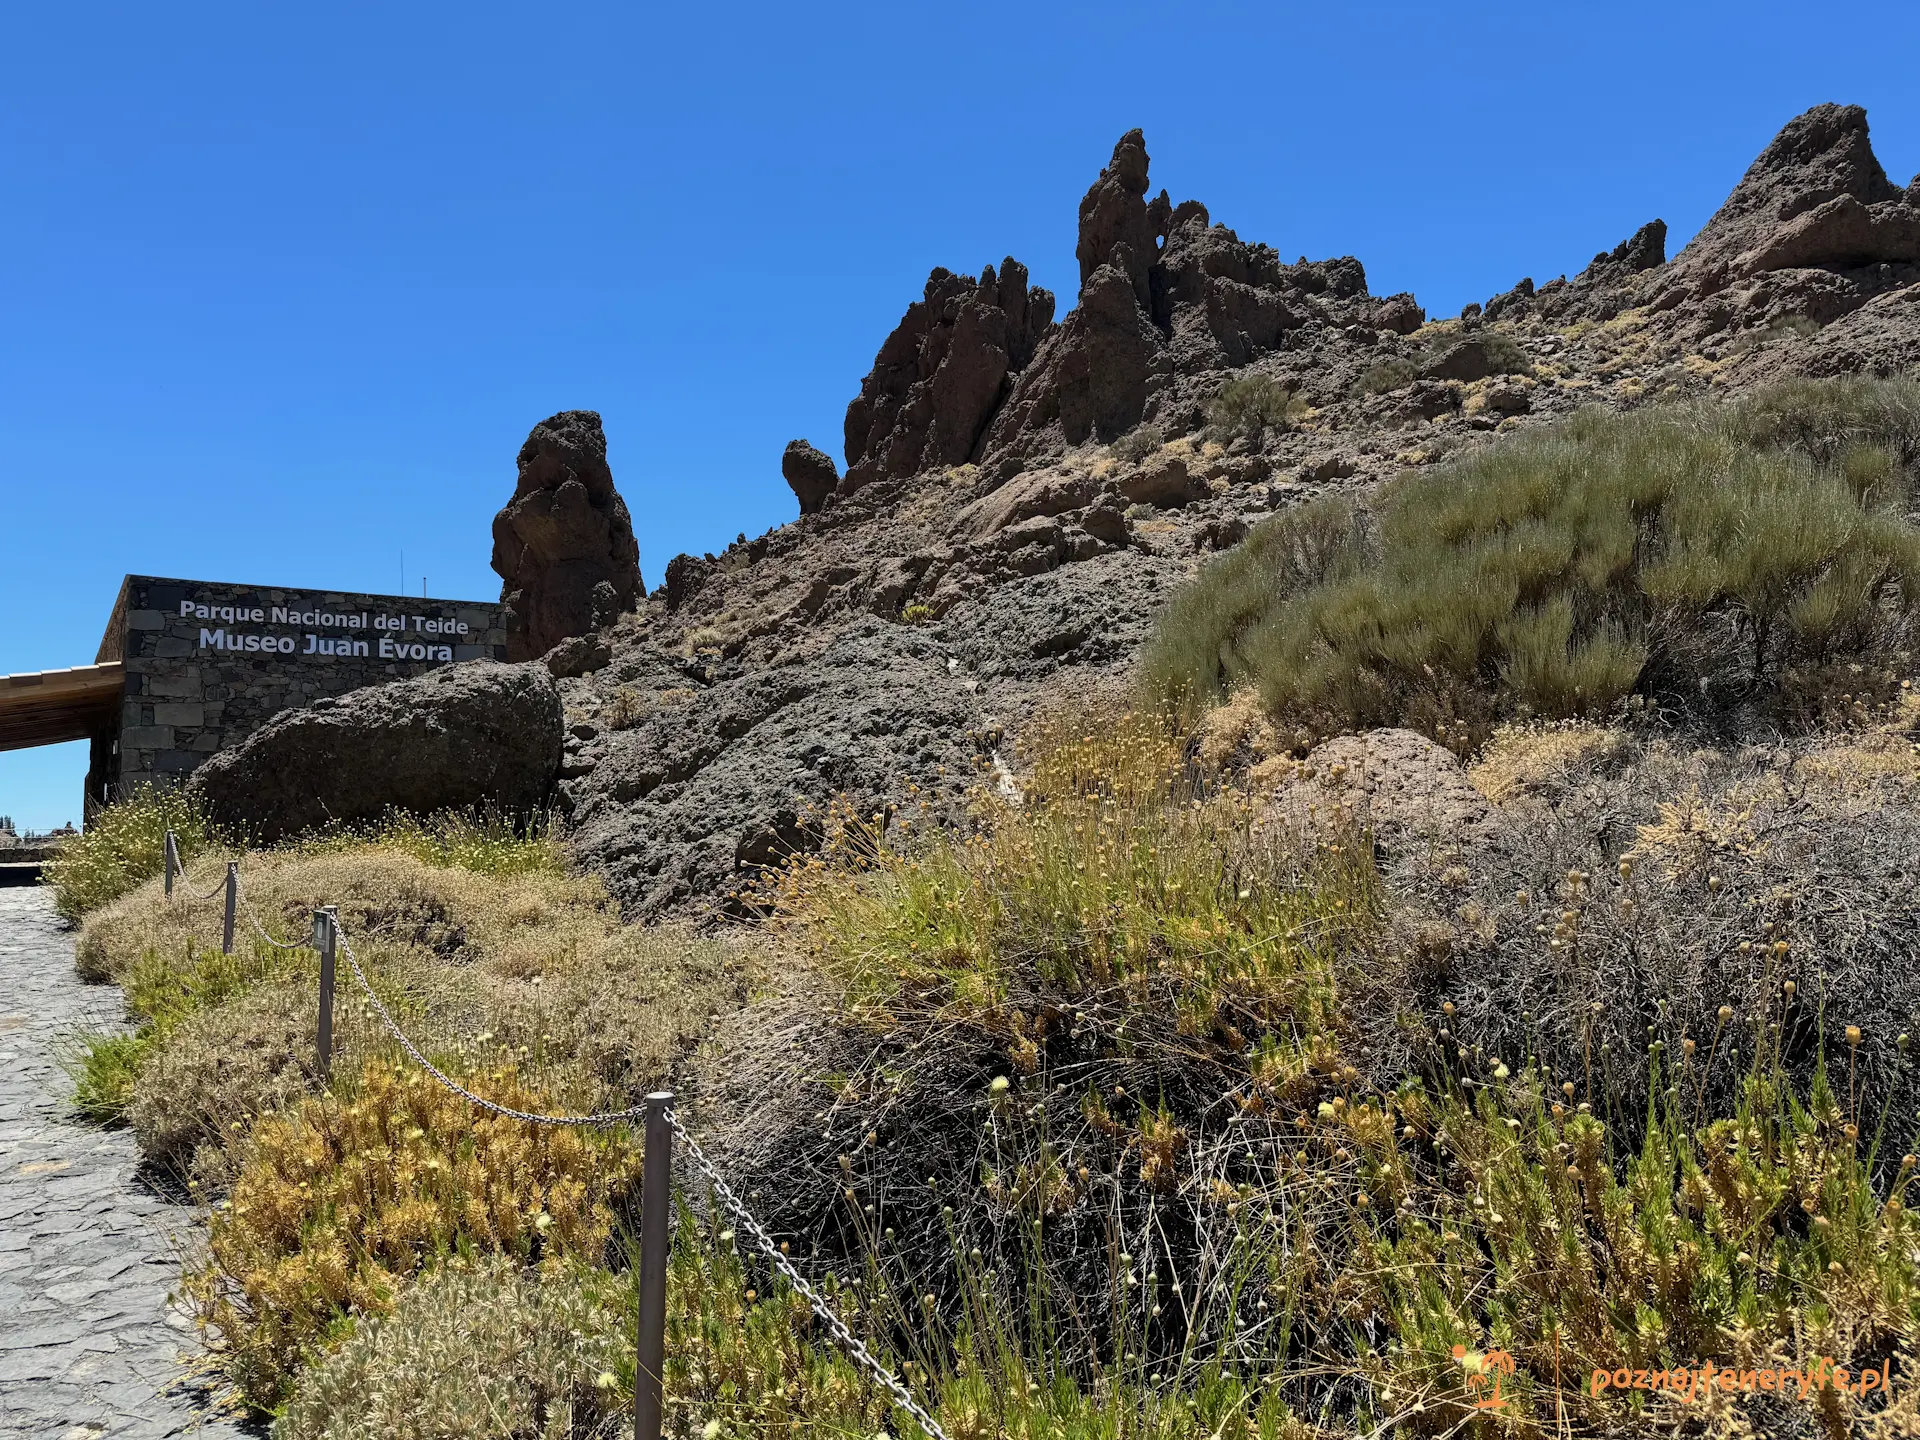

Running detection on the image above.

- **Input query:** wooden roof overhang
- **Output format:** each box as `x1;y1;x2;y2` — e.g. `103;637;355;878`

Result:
0;663;125;753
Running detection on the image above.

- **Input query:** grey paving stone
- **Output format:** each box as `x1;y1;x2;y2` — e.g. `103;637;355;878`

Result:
0;889;251;1438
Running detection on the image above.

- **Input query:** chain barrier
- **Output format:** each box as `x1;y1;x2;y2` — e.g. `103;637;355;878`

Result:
184;871;231;903
211;849;950;1440
669;1111;954;1440
238;885;308;950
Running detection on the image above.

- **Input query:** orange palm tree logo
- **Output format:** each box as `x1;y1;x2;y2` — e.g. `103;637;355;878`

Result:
1453;1343;1516;1410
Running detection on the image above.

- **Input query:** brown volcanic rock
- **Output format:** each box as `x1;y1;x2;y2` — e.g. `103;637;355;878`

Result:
1574;219;1667;289
781;439;839;515
1652;105;1920;319
1795;285;1920;376
1677;105;1904;271
984;262;1165;458
492;411;644;662
982;133;1368;467
548;108;1920;922
1075;128;1161;306
840;260;1055;493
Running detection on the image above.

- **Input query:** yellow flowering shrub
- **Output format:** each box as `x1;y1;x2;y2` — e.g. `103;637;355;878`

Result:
187;1058;641;1410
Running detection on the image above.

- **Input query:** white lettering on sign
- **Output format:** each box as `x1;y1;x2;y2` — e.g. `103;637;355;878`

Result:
378;637;454;661
200;628;299;654
183;601;266;624
272;606;369;630
183;592;477;664
302;635;371;657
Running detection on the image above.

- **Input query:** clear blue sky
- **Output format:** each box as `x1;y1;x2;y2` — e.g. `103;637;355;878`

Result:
4;1;1917;830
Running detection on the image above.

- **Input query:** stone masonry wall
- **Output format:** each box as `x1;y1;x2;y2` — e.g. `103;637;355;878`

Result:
97;575;506;798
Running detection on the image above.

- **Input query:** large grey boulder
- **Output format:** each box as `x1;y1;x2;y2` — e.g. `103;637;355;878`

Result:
189;661;563;842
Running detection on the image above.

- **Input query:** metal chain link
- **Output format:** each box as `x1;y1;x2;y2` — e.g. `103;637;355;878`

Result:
669;1112;953;1440
184;870;231;902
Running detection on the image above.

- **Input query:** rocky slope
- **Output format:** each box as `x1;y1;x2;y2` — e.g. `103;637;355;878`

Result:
541;104;1920;917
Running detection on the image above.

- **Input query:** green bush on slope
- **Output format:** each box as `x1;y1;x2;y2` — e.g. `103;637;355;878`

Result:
1144;378;1920;736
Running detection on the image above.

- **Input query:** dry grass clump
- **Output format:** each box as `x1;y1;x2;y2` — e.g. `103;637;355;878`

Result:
128;979;316;1189
1465;720;1631;805
77;831;602;987
189;1058;641;1411
275;1257;632;1440
1145;377;1920;743
764;706;1373;1035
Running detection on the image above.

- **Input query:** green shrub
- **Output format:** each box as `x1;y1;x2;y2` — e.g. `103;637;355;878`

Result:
1206;374;1308;439
1455;328;1531;376
44;786;206;919
1110;423;1166;463
1720;373;1920;466
1356;356;1416;394
1140;498;1363;712
1145;379;1920;733
62;1029;149;1125
276;1258;632;1440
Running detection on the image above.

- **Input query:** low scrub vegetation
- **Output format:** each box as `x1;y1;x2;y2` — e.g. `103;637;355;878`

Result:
54;799;743;1423
1355;331;1531;397
190;1058;640;1410
1146;378;1920;739
274;1257;634;1440
1207;373;1309;440
729;704;1920;1436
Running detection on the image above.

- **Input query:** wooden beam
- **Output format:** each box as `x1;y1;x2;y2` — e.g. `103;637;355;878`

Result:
0;662;125;753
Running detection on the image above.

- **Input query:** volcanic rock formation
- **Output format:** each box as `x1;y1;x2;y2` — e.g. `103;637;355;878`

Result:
981;130;1408;467
840;261;1055;493
781;439;840;515
1495;105;1920;337
492;410;645;662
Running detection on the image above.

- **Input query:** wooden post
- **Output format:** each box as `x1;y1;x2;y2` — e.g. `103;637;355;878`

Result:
313;907;337;1080
163;831;178;897
635;1090;674;1440
221;863;237;956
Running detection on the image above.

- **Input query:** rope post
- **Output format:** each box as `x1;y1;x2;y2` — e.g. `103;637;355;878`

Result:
313;907;337;1081
636;1090;674;1440
220;863;238;956
163;831;178;897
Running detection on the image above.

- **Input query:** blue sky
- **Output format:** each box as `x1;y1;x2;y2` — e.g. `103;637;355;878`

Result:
3;1;1918;830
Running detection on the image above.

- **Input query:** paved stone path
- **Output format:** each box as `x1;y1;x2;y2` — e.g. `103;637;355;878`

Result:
0;888;252;1438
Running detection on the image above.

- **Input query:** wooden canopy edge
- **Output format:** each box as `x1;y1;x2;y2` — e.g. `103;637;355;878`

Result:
0;662;125;753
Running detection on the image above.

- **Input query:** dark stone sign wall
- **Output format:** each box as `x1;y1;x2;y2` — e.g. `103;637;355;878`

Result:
90;575;506;806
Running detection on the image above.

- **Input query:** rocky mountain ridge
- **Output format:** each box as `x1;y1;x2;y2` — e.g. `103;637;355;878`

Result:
524;103;1920;917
